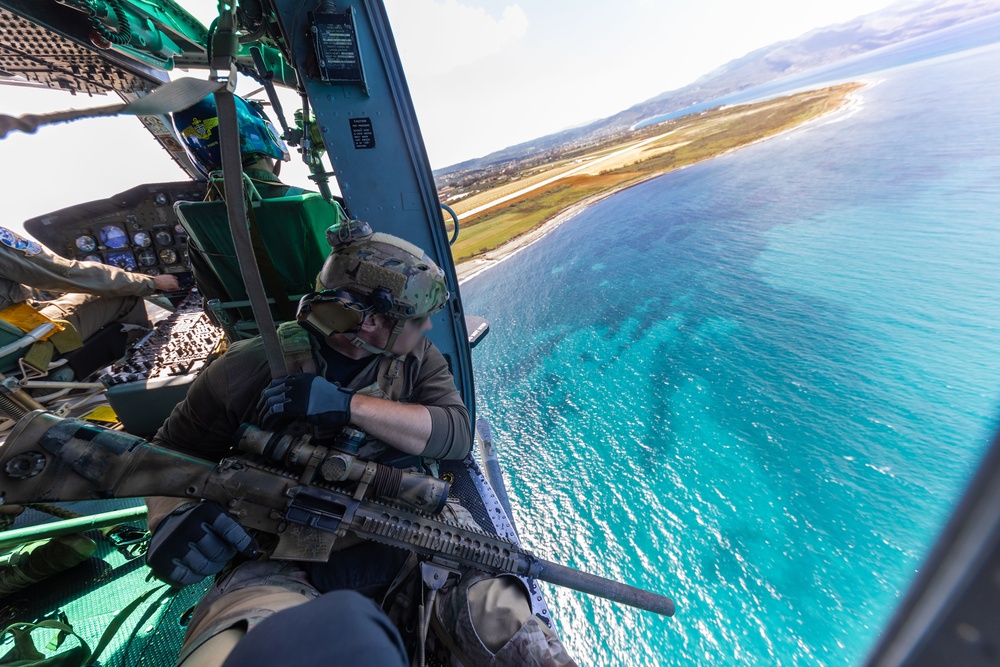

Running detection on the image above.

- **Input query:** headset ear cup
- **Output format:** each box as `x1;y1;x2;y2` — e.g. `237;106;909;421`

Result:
300;300;365;336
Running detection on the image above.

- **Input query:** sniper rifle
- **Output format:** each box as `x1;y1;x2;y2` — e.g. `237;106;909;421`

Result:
0;411;675;617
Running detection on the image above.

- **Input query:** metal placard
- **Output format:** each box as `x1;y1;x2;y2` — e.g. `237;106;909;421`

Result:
349;117;376;149
311;9;366;86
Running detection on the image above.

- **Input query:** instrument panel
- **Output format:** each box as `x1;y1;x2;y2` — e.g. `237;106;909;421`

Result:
23;181;205;279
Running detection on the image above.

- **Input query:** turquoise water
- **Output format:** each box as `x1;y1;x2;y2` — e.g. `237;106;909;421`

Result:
460;37;1000;666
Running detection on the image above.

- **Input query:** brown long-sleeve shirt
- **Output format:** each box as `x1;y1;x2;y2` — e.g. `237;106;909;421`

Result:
153;334;470;461
148;332;471;530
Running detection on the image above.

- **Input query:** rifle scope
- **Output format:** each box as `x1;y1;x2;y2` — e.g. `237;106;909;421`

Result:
234;424;450;515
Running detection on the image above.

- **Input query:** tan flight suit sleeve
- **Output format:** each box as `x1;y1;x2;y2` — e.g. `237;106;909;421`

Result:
0;241;156;298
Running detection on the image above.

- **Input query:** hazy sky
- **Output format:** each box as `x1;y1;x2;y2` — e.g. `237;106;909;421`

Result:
0;0;903;231
386;0;902;166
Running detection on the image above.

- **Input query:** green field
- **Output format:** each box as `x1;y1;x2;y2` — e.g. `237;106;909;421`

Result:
449;83;861;265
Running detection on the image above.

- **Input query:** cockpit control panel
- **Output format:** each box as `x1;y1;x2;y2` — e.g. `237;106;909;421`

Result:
23;181;206;279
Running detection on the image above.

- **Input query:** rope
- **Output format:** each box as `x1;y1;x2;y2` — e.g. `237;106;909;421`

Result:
28;504;83;521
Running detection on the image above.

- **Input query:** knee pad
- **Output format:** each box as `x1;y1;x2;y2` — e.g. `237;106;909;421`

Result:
435;570;577;666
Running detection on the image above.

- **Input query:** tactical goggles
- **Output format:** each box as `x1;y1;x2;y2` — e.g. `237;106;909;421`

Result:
296;289;371;338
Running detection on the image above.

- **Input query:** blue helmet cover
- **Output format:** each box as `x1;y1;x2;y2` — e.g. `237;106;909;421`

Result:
173;94;289;175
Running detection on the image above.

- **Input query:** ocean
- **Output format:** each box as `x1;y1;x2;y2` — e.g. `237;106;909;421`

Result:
459;23;1000;667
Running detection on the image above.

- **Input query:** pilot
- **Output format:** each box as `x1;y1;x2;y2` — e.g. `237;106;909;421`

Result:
171;94;298;198
0;225;178;350
171;94;318;313
143;223;575;666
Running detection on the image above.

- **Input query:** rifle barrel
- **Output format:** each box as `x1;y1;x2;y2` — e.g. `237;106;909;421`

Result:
534;558;675;617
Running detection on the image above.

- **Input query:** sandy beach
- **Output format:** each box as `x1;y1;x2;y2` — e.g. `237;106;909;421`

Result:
455;83;866;286
456;186;633;284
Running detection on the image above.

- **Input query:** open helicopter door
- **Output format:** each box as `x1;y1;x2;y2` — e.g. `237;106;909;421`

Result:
266;0;476;422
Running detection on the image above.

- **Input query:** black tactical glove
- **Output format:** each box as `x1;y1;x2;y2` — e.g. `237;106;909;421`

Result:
256;373;355;430
146;502;256;588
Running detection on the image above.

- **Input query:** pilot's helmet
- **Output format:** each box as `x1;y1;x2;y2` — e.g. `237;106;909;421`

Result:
296;223;450;338
172;94;289;176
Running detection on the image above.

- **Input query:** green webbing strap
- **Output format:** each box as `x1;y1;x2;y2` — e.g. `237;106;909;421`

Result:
84;584;168;666
0;619;90;666
214;87;286;378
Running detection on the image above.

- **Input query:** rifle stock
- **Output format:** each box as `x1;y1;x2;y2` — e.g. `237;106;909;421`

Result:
0;411;675;617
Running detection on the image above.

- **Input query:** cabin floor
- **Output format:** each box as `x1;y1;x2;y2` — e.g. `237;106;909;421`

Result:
0;299;205;664
0;499;206;665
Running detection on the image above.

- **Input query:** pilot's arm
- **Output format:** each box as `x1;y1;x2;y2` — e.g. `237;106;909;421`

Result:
0;227;167;298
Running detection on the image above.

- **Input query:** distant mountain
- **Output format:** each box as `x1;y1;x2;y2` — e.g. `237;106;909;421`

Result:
437;0;1000;178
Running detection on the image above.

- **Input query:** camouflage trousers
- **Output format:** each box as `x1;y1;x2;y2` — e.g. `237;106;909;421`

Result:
384;502;576;666
427;569;576;666
176;502;576;666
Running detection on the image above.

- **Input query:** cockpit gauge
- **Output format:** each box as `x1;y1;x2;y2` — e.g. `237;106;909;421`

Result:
75;235;96;252
145;267;162;275
154;230;173;246
81;254;101;263
137;249;157;266
105;251;137;270
154;193;169;206
158;248;178;265
133;231;152;248
99;225;129;249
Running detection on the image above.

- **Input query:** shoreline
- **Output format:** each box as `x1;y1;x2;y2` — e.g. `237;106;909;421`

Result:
455;186;628;284
456;82;866;286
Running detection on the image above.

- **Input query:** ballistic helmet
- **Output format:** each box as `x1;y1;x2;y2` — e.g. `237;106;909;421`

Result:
172;94;289;176
296;221;449;341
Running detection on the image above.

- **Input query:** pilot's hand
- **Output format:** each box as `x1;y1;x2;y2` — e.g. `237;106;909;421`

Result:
146;501;256;588
256;373;355;430
153;274;180;292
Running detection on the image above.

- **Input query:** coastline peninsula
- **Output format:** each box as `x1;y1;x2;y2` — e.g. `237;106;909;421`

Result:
442;82;864;283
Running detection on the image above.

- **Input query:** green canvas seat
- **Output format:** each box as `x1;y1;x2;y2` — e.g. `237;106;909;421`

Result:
175;183;347;323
